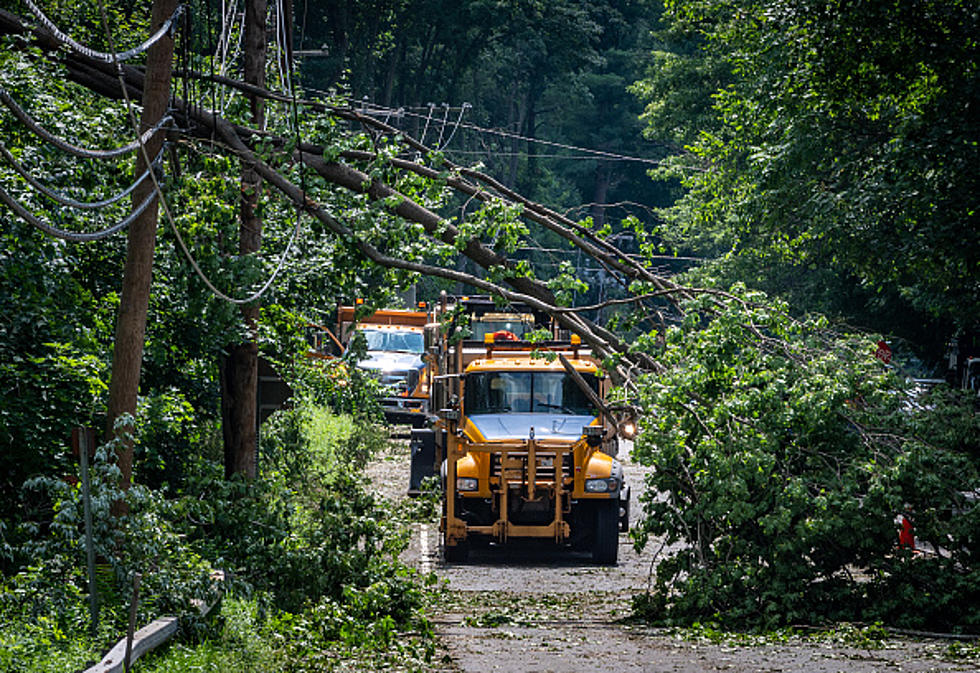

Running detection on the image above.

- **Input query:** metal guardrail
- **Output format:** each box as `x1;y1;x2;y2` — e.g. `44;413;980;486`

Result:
81;571;224;673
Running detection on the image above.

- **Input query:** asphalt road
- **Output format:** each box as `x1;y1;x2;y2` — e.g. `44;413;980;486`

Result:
366;437;979;673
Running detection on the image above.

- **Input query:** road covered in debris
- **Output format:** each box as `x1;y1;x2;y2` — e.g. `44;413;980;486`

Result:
366;438;980;673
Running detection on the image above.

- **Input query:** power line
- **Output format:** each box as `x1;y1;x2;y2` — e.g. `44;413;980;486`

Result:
444;149;645;161
310;91;671;167
354;99;670;167
109;0;299;306
24;0;184;63
0;88;173;160
0;143;163;210
440;102;471;150
0;180;158;242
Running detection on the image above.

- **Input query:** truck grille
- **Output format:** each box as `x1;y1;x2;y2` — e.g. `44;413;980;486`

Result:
377;368;420;394
490;452;573;483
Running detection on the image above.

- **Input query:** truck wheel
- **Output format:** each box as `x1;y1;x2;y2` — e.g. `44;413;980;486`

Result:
443;539;469;563
592;500;619;565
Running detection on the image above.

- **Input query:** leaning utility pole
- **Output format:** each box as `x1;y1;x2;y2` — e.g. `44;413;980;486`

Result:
105;0;177;497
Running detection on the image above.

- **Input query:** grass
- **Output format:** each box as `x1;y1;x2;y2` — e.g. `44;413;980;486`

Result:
133;598;278;672
132;595;446;673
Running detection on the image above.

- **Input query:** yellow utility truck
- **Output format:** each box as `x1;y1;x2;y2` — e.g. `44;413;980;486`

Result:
410;296;630;564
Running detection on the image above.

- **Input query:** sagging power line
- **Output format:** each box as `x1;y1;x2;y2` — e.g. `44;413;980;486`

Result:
23;0;184;63
352;98;669;167
0;143;164;210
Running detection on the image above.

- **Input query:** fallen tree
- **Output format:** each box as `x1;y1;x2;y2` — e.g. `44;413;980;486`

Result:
2;5;978;633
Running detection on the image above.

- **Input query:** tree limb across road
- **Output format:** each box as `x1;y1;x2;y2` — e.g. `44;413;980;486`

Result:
0;5;692;386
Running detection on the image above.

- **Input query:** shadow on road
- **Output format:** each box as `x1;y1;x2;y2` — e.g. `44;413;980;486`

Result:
441;539;599;568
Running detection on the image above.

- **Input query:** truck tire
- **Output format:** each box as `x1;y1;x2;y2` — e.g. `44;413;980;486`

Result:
592;500;619;565
443;539;469;563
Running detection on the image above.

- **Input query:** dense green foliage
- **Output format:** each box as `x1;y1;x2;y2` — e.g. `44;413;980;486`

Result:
0;1;396;554
0;407;433;672
634;0;980;357
624;1;980;630
630;288;980;630
2;0;978;649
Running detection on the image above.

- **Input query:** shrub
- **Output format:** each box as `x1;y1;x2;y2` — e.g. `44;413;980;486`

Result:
630;287;980;631
0;421;218;672
176;407;419;615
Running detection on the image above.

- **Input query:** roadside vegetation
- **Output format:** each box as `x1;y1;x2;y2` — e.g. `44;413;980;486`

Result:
628;289;980;632
624;0;979;633
0;0;977;661
0;372;437;672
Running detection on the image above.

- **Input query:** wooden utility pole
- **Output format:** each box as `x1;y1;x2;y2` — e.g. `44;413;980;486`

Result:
105;0;177;496
221;0;267;479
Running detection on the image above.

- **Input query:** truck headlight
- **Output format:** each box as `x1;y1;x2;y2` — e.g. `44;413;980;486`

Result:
585;477;619;493
456;477;479;492
618;420;637;440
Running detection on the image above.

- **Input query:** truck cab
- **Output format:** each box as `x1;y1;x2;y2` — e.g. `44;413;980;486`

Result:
337;305;430;426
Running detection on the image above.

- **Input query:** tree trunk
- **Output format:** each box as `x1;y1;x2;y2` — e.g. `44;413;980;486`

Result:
590;161;611;229
222;0;267;480
105;0;177;498
519;82;539;198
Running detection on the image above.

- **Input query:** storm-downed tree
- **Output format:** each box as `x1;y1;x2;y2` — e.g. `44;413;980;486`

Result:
1;1;978;633
629;288;980;631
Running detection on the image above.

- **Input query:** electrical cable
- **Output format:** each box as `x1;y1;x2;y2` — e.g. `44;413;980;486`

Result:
206;0;218;143
216;0;232;114
178;4;189;120
0;88;173;159
275;0;293;132
0;143;163;209
444;149;648;161
24;0;184;63
434;102;450;149
221;10;245;115
284;0;309;300
275;0;288;124
0;179;159;242
223;5;245;78
91;0;300;306
218;0;235;68
439;102;471;150
420;102;435;147
352;97;670;167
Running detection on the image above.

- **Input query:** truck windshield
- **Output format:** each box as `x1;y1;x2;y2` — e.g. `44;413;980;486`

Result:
362;329;424;353
470;318;534;340
465;371;599;416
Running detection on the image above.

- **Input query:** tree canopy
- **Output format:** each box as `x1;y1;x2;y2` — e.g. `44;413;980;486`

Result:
634;0;979;357
1;0;978;634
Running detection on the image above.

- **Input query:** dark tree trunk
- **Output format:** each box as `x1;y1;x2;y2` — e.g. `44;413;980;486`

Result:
591;161;611;228
105;0;177;500
222;0;266;479
221;342;258;477
519;83;539;198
